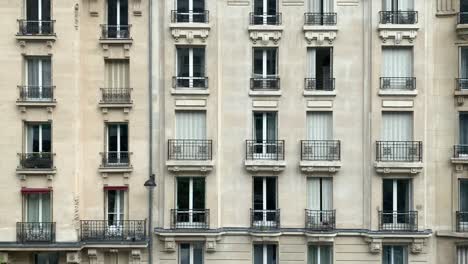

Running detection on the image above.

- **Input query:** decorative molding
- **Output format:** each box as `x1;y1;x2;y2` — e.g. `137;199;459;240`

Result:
307;100;333;108
87;249;98;264
130;250;141;264
101;43;132;59
166;160;214;173
378;25;419;44
303;26;338;45
381;100;414;108
74;195;80;230
74;4;80;30
88;0;99;16
164;239;176;252
66;252;81;263
300;161;341;174
170;24;210;44
411;239;425;254
437;0;456;14
245;160;286;172
133;0;142;16
365;238;383;253
248;26;283;45
337;0;359;6
227;0;250;6
206;239;217;252
252;100;278;108
374;162;423;175
282;0;304;6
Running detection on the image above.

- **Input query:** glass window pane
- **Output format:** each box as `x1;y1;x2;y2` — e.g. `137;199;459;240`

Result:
382;179;394;212
397;180;410;212
177;48;190;77
266;245;277;264
193;48;205;77
320;246;332;264
308;245;318;264
266;49;277;76
27;194;40;222
119;124;128;152
108;125;118;152
41;124;51;152
180;244;190;264
253;49;264;76
193;244;204;264
177;178;190;209
253;178;263;210
41;193;51;222
254;245;263;264
193;178;205;209
266;178;276;210
461;180;468;211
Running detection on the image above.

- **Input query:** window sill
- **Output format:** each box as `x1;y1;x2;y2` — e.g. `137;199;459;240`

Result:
166;160;214;173
98;166;133;173
299;160;341;173
374;161;423;174
15;34;57;42
171;89;210;96
303;90;336;97
249;90;281;97
16;168;57;175
99;38;133;45
244;160;286;172
378;90;418;96
16;100;57;107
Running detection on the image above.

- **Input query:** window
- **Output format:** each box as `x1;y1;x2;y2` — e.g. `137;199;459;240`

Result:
382;179;412;227
308;0;333;13
175;0;206;23
176;111;206;140
305;0;335;25
24;0;52;34
34;253;58;264
24;57;52;100
307;112;332;141
307;178;333;211
253;244;277;264
107;0;129;38
252;48;279;90
459;180;468;231
253;0;279;25
381;47;414;90
253;112;278;157
460;47;468;89
105;60;129;89
25;123;52;154
306;48;333;91
460;113;468;145
106;123;129;165
308;245;332;264
176;47;206;89
179;243;204;264
379;112;419;162
381;112;413;142
252;177;277;227
459;247;468;264
462;0;468;23
176;177;206;227
25;192;51;223
382;0;414;12
106;189;125;226
383;245;407;264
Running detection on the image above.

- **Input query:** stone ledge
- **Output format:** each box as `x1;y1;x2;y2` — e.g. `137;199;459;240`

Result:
300;161;341;173
303;90;336;97
98;166;133;173
171;89;210;96
166;160;214;173
244;160;286;172
457;24;468;40
249;90;282;97
15;35;57;42
99;39;133;45
378;90;418;96
16;168;57;176
374;162;423;174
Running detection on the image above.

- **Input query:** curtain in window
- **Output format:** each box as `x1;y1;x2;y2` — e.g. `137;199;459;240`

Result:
42;59;51;86
382;48;412;78
307;112;333;140
27;125;38;152
321;178;333;210
307;178;321;210
381;112;413;141
461;181;468;212
266;245;277;264
266;113;277;141
180;244;190;264
27;194;40;222
254;245;263;264
460;114;468;144
398;0;413;11
105;60;129;88
307;48;316;78
41;193;51;222
176;111;207;140
308;0;333;12
459;247;468;264
27;58;40;86
193;243;204;264
462;48;468;80
308;245;318;264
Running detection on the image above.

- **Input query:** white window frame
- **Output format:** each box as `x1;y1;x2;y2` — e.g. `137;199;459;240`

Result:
253;177;277;226
253;48;278;79
383;245;408;264
179;243;204;264
24;57;51;100
176;47;205;88
254;244;277;264
106;123;128;164
253;112;277;157
175;0;204;23
308;245;333;264
176;177;205;227
25;193;51;223
383;179;413;226
25;123;50;153
106;190;125;226
254;0;278;24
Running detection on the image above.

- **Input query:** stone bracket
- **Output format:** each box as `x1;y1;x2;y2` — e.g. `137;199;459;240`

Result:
303;26;338;45
365;238;383;253
378;25;419;44
66;252;81;263
171;25;210;44
130;249;141;264
248;26;283;45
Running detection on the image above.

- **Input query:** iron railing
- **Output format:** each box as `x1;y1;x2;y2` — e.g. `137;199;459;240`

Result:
304;78;335;91
249;12;282;25
101;88;132;104
250;209;280;230
246;140;285;160
376;141;422;162
170;209;210;229
17;222;55;243
17;20;55;35
172;77;208;89
457;211;468;232
100;24;131;39
168;140;212;160
100;151;131;167
304;13;337;25
301;140;340;161
378;211;418;231
305;209;336;231
18;86;54;102
250;77;280;90
458;12;468;24
456;78;468;90
379;11;418;24
380;77;416;91
18;152;54;169
171;10;209;23
454;145;468;159
80;220;146;242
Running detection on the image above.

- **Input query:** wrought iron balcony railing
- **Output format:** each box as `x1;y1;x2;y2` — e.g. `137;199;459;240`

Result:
250;77;280;90
171;10;209;23
304;13;337;25
249;12;282;25
454;145;468;159
305;209;336;231
458;12;468;24
100;24;131;39
168;140;212;160
18;86;54;102
170;209;210;229
101;88;132;104
250;209;280;230
100;151;131;167
17;222;55;243
380;77;416;91
376;141;422;162
378;211;418;231
379;11;418;24
304;78;335;91
18;152;54;169
172;77;208;89
301;140;340;161
17;20;55;36
456;78;468;90
457;211;468;232
246;140;285;161
80;220;146;242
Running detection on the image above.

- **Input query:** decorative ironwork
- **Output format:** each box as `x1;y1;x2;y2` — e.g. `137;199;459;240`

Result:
376;141;422;162
250;77;280;90
250;12;282;25
100;24;131;39
378;211;418;231
379;11;418;24
304;13;337;25
80;220;146;242
305;209;336;231
380;77;416;91
18;153;54;169
170;209;210;229
250;209;280;230
168;140;212;160
457;211;468;232
301;140;340;161
458;12;468;24
454;145;468;159
456;78;468;90
171;10;209;23
172;77;208;89
17;222;55;243
246;140;285;160
101;88;132;104
18;86;54;102
304;78;335;91
17;20;55;35
100;152;131;167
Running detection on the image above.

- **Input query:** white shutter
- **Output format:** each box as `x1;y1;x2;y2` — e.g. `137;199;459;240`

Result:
307;48;316;78
321;178;333;210
307;112;333;140
382;112;413;141
307;178;321;210
382;48;413;78
176;111;207;140
105;60;130;88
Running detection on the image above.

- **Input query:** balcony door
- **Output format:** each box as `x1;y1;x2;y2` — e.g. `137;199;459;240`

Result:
253;0;278;24
381;112;413;160
253;177;277;226
180;243;204;264
382;179;412;227
460;180;468;228
307;178;333;227
382;0;413;11
460;113;468;146
254;244;277;264
307;48;333;90
26;123;51;154
308;245;332;264
253;48;277;79
176;0;205;22
106;189;125;231
26;0;51;34
106;124;128;164
26;193;51;223
107;0;128;37
176;178;205;227
253;112;277;157
176;47;205;88
381;47;413;90
383;245;407;264
25;57;52;100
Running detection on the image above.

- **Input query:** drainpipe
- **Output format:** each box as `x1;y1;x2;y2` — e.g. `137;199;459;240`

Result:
147;0;154;262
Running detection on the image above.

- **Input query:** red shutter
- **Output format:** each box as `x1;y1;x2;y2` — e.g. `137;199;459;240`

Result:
21;187;52;194
103;186;128;191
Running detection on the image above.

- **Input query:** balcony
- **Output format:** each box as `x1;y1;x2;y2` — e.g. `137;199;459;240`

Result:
80;220;146;242
305;209;336;231
172;77;209;95
452;145;468;166
457;211;468;232
17;222;55;243
378;211;418;232
16;20;56;42
379;77;417;96
99;151;132;173
300;140;341;173
379;11;418;25
250;209;280;231
166;140;214;173
305;13;337;26
375;141;423;174
378;12;419;44
99;88;132;110
17;152;56;176
171;10;209;23
455;79;468;106
245;140;286;172
100;24;132;43
170;209;210;229
304;78;336;96
303;13;337;45
250;13;282;26
170;10;210;43
250;77;280;92
248;13;283;45
16;85;56;107
457;13;468;40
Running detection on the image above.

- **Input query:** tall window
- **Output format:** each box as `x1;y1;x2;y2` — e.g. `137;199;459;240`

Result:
460;113;468;145
106;123;129;164
307;112;332;141
24;0;52;34
176;111;206;140
308;245;332;264
459;180;468;231
253;244;277;264
107;0;129;38
106;189;125;226
252;177;277;226
179;243;204;264
24;57;52;100
25;123;52;154
381;47;414;90
253;112;277;157
307;48;333;91
382;0;414;11
383;245;407;264
175;0;206;23
382;179;412;226
176;47;206;89
381;112;413;142
460;47;468;89
307;178;333;212
253;0;279;25
25;192;51;223
34;253;58;264
253;48;278;79
105;60;129;89
176;177;206;227
308;0;333;13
